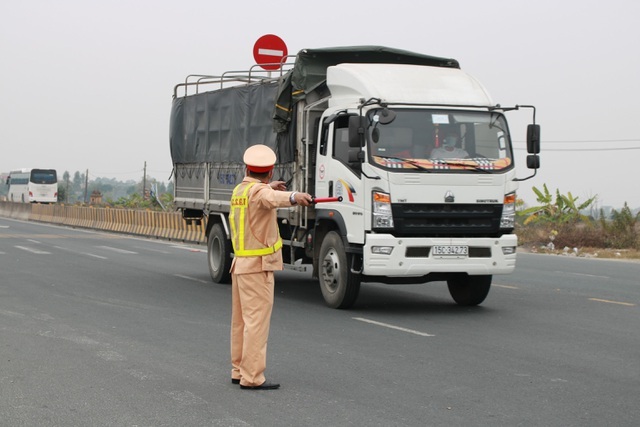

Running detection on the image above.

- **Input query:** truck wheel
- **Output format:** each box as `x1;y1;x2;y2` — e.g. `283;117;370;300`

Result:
208;223;232;284
318;231;361;309
447;275;492;306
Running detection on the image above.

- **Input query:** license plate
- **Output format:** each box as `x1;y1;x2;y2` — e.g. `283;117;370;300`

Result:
432;245;468;257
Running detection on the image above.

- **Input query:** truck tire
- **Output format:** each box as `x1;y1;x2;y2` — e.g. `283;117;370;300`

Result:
318;231;361;309
447;275;492;306
208;223;232;284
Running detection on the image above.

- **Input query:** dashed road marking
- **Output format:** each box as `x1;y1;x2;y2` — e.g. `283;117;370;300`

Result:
135;246;170;254
96;245;137;254
174;274;210;284
353;317;435;337
589;298;635;307
164;390;208;406
557;271;610;280
494;284;519;289
15;245;50;254
0;309;27;318
97;350;126;361
54;245;108;259
171;245;206;253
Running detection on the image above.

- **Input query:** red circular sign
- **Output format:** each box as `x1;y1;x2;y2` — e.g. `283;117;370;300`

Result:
253;34;288;70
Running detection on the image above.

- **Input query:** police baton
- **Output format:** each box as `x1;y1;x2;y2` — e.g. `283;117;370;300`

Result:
312;196;343;204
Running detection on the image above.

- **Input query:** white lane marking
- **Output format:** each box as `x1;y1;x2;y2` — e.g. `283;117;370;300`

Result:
54;245;108;260
15;245;51;254
589;298;636;307
353;317;435;337
96;246;137;254
27;239;41;244
494;284;519;289
128;369;163;381
135;246;170;254
0;308;27;318
0;225;9;229
174;274;210;284
171;245;206;253
97;350;126;361
555;271;610;280
164;390;208;406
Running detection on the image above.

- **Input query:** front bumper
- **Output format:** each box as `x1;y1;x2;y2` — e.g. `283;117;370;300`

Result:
362;233;517;277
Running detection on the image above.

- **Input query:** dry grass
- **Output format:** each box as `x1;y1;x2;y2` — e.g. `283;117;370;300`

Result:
522;245;640;261
516;223;640;260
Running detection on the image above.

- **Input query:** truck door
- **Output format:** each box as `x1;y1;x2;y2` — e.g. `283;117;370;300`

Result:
315;115;365;245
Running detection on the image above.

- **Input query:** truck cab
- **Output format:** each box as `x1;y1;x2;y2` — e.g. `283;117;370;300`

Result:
309;63;539;307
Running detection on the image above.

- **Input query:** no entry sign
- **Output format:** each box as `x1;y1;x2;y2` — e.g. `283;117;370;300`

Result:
253;34;288;70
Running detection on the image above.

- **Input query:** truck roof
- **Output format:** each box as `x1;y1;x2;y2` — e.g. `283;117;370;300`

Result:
326;63;493;107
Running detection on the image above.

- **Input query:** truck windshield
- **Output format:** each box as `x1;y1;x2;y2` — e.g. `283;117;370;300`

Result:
367;109;513;172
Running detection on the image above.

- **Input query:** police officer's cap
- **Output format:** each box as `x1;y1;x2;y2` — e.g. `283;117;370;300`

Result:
244;144;276;173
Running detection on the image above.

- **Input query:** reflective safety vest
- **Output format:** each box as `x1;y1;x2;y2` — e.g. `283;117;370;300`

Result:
229;181;283;257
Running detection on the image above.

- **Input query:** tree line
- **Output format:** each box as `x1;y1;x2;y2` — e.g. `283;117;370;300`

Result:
57;171;174;210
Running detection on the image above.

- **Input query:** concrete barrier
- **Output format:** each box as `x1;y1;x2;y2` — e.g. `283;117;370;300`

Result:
0;201;206;244
0;201;32;221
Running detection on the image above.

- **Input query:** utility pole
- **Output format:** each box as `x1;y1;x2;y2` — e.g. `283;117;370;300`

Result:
83;169;89;204
143;161;147;199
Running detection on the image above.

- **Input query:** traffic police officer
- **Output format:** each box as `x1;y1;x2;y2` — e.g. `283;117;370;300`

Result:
229;144;312;390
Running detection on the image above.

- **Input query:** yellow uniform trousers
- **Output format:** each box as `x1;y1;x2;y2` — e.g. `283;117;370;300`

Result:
230;270;274;387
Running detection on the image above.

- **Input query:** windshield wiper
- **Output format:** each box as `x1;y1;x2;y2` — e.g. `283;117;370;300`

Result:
374;155;432;172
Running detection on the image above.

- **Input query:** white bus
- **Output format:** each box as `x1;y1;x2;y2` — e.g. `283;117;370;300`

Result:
6;168;58;203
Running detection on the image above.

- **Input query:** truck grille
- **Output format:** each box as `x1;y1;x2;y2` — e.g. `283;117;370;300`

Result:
390;203;504;237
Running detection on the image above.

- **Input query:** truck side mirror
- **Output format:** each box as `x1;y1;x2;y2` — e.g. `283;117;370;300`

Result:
526;155;540;169
347;115;365;170
348;115;365;148
527;124;540;154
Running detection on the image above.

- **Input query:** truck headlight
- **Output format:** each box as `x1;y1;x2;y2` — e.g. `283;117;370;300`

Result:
500;192;516;229
372;191;394;229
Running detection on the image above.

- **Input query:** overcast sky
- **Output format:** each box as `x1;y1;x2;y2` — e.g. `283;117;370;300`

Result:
1;0;639;208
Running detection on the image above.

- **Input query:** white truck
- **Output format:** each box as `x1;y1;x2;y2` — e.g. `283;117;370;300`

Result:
170;46;540;308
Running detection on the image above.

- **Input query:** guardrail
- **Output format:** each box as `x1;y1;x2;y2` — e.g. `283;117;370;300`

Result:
0;201;206;244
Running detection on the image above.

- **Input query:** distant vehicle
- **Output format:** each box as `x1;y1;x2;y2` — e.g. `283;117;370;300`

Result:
6;168;58;203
